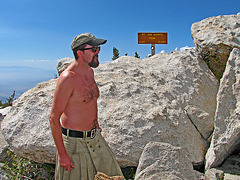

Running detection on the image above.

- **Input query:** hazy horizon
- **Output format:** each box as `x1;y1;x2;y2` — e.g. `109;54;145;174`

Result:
1;1;239;102
0;66;57;101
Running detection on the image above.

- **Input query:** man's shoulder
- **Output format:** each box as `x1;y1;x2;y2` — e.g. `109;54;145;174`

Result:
58;70;77;85
61;69;76;78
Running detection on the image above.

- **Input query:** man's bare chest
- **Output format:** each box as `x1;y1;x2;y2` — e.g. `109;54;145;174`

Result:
72;75;99;103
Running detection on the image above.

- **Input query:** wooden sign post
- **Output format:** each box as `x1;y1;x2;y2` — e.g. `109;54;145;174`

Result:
138;32;168;56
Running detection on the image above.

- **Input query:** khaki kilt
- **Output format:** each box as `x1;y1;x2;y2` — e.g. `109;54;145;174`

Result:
55;129;123;180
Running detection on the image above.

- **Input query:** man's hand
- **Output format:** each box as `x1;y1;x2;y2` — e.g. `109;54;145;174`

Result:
58;153;75;171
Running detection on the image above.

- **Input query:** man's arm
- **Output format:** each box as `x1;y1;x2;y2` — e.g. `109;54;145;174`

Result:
89;68;100;129
49;71;75;171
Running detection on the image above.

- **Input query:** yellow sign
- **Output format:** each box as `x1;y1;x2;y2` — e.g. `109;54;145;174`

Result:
138;32;168;44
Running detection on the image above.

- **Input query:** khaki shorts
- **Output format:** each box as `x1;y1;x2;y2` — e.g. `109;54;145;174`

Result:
55;129;123;180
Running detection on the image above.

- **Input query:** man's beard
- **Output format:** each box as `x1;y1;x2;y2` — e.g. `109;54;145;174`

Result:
89;55;99;68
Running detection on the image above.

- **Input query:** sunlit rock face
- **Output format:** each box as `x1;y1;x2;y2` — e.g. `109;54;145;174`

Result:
1;50;218;166
191;13;240;80
205;48;240;170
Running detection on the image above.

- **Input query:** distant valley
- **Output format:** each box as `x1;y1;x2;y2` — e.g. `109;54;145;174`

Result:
0;66;57;101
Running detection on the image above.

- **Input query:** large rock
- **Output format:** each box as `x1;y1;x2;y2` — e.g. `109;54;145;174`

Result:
96;49;218;167
204;168;224;180
191;12;240;79
1;79;57;164
205;48;240;169
218;155;240;176
205;156;240;179
57;57;74;76
0;107;11;163
1;50;218;166
205;168;240;180
0;107;11;122
0;132;9;163
134;142;201;180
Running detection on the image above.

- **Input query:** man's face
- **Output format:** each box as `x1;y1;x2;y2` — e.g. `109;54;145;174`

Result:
83;45;100;68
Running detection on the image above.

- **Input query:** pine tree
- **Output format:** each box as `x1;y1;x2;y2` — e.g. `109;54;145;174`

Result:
134;52;140;59
112;47;120;60
0;91;15;109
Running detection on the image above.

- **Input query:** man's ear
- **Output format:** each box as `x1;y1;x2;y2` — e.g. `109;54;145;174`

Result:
77;50;83;57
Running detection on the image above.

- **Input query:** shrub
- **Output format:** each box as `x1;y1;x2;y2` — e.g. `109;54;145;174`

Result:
1;150;55;179
0;91;15;109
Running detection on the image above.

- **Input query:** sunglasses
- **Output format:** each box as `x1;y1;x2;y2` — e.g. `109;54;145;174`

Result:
80;46;100;52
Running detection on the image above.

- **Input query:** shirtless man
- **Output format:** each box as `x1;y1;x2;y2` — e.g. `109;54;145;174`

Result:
49;33;123;180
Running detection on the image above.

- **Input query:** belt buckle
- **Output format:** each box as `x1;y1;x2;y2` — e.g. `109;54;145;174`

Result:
90;129;96;139
83;131;88;138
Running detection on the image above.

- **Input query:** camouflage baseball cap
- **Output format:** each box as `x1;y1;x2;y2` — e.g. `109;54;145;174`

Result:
71;33;107;50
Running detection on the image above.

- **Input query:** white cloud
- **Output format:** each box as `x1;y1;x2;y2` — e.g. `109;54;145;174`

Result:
160;50;165;53
24;60;51;62
22;59;58;70
173;46;195;52
180;46;194;52
102;60;112;64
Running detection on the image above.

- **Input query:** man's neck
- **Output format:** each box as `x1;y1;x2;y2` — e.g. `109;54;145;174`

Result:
73;59;91;74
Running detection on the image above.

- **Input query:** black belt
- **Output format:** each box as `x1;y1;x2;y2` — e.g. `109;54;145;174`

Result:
62;126;97;138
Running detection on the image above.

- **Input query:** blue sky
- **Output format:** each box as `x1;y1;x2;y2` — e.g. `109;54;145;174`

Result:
1;0;240;69
0;0;239;99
